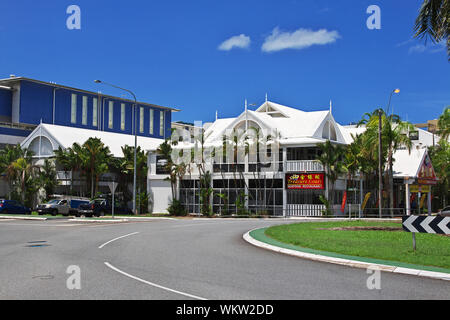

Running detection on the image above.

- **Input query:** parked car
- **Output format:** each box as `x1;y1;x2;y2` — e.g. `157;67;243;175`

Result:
0;200;31;215
77;199;132;217
36;198;90;216
438;207;450;217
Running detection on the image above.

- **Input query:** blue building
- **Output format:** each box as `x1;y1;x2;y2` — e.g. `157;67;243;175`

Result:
0;75;178;147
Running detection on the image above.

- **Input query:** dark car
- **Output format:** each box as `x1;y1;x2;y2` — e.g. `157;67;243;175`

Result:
438;207;450;217
76;199;132;217
0;200;31;215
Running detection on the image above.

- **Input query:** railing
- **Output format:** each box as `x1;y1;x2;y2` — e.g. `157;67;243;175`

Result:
286;160;324;172
0;121;37;131
56;171;72;180
286;204;326;217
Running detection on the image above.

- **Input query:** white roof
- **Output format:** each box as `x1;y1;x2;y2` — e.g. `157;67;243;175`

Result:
194;101;348;147
392;148;427;178
21;124;165;157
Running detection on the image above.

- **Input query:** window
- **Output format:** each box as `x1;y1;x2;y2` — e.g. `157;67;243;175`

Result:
150;109;154;134
121;103;126;131
82;96;88;125
140;107;144;133
160;111;165;136
108;101;114;129
93;98;98;127
71;94;77;124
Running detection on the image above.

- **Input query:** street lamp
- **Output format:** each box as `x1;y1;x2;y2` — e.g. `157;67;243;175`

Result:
386;88;400;116
94;80;138;215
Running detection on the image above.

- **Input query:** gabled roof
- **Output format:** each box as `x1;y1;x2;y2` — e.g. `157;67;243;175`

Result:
199;101;347;146
21;124;165;157
392;148;427;179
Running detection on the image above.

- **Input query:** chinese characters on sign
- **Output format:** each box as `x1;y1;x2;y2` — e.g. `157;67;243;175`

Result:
286;173;325;190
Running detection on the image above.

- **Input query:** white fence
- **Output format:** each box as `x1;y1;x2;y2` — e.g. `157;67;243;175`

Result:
286;204;326;217
286;160;324;172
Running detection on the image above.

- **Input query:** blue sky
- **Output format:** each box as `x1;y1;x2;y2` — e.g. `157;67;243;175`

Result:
0;0;448;125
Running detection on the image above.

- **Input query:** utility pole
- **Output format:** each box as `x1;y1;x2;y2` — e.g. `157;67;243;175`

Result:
378;108;383;218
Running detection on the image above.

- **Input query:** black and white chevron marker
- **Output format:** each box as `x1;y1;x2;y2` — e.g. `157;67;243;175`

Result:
402;216;450;235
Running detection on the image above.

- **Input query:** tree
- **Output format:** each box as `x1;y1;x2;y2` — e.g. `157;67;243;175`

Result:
437;106;450;139
82;138;113;198
0;145;33;199
317;140;347;214
38;159;57;201
414;0;450;60
429;139;450;208
358;110;414;214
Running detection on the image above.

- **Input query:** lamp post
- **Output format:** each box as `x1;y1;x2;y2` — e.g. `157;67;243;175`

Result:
386;88;400;116
94;80;138;215
378;88;400;218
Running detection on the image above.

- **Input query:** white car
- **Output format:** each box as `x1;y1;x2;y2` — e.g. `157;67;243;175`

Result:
36;199;71;216
438;207;450;217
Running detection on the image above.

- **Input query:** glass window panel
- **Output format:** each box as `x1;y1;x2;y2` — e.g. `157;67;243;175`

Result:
71;94;77;124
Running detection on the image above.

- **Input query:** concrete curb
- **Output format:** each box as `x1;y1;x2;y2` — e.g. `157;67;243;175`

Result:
0;215;48;221
243;228;450;282
109;216;177;221
70;218;128;223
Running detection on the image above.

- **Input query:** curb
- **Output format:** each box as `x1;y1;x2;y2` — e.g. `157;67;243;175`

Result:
243;228;450;282
70;218;128;223
0;215;48;221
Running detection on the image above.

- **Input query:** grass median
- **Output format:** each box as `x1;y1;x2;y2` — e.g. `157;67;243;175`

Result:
264;220;450;272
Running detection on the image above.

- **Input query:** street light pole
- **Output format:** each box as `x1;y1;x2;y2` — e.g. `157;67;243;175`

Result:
378;108;383;218
94;80;138;215
386;89;400;116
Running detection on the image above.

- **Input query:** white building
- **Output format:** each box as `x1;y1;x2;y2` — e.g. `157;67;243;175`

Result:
147;101;442;216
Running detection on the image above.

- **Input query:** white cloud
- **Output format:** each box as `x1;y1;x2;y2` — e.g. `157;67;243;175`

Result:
397;38;446;54
261;27;340;53
218;34;251;51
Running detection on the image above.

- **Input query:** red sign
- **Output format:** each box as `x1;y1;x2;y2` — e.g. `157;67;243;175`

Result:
417;154;438;185
286;173;325;190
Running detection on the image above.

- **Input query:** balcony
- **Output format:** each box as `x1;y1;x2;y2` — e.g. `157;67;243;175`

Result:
286;160;324;172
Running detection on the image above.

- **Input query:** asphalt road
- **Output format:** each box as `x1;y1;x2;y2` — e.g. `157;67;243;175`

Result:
0;218;448;300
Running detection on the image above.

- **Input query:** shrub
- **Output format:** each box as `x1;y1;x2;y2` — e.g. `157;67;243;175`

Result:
167;199;187;216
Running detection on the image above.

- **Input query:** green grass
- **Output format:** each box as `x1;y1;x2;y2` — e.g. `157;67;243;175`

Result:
265;221;450;271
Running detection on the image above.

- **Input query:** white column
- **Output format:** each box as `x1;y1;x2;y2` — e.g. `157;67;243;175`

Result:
405;182;411;216
427;190;432;216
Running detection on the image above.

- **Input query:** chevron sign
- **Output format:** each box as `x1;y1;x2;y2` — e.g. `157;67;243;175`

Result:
402;216;450;235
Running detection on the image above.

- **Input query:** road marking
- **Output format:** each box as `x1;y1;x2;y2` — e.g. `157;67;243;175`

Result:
98;232;140;249
104;262;207;300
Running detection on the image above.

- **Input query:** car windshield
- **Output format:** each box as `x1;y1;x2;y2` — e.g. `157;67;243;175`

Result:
47;200;60;204
90;199;105;204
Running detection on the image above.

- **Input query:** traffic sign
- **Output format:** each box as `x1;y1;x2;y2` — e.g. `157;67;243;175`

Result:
402;215;450;235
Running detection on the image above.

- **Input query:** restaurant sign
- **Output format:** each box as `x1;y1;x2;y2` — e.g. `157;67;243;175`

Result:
286;173;325;190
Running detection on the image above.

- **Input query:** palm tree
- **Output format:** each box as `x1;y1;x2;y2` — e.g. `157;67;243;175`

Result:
359;110;414;214
437;106;450;139
9;157;38;205
317;140;347;214
414;0;450;59
38;159;57;201
82;138;113;198
0;145;32;199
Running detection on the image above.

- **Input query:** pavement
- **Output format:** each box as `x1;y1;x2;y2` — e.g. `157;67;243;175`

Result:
0;218;448;300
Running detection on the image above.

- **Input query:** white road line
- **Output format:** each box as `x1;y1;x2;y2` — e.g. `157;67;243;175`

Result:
104;262;207;300
98;232;140;249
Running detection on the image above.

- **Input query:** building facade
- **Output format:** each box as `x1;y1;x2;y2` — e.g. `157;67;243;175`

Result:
147;101;443;217
0;76;176;146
